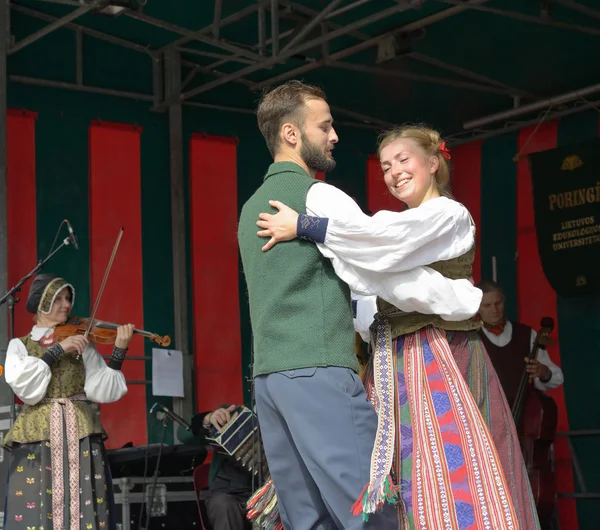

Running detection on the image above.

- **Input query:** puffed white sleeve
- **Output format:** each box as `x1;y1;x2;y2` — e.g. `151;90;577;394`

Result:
4;338;53;405
305;183;475;272
83;342;128;404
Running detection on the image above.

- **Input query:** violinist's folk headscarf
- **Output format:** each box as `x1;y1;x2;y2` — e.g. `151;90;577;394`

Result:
26;274;75;315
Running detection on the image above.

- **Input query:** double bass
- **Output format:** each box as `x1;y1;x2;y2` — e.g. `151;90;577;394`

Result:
511;317;559;522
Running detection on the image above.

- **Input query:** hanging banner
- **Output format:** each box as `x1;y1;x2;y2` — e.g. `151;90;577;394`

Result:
529;139;600;297
189;134;242;413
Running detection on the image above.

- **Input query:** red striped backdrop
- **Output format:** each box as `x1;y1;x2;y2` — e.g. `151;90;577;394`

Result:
189;134;242;413
7;110;38;339
88;121;146;448
451;141;482;283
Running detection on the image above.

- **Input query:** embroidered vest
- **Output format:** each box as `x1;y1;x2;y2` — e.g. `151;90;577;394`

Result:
377;245;481;339
3;335;106;447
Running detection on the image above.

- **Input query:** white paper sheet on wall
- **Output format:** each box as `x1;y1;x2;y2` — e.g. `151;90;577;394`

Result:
152;348;184;398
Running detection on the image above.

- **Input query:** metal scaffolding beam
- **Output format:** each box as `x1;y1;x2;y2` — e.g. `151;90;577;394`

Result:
75;28;83;85
553;0;600;22
250;0;489;91
10;74;155;101
184;0;374;82
329;0;376;19
181;60;200;89
159;0;419;107
11;0;502;131
9;0;101;55
212;0;223;39
447;99;600;146
463;81;600;129
152;53;163;105
186;100;381;130
164;47;193;440
8;72;278;119
157;1;266;54
279;0;344;54
258;0;266;55
185;100;254;114
28;0;80;4
180;54;389;129
407;52;538;99
182;58;254;87
125;10;263;62
270;0;279;56
6;71;380;131
329;105;393;128
330;61;516;95
438;0;600;36
176;46;255;65
11;3;152;55
277;0;371;41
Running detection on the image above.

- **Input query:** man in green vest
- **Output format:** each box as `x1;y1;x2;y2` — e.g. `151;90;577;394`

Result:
237;81;398;529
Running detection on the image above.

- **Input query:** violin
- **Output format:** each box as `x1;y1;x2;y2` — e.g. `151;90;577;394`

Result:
511;317;558;524
56;228;170;353
54;316;171;347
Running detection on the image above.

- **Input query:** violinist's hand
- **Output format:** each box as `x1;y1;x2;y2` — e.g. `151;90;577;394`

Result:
59;335;88;356
256;200;299;252
525;357;551;382
205;405;237;432
115;324;135;349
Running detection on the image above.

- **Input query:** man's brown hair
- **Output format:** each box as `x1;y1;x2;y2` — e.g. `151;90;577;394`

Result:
257;80;327;157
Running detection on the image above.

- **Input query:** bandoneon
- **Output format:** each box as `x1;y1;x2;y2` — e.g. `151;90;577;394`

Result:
206;406;268;479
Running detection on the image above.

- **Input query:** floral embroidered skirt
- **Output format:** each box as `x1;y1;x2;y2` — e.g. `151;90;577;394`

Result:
4;434;116;530
362;328;541;530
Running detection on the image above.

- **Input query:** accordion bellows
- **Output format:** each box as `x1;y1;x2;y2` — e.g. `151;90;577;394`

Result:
206;406;269;478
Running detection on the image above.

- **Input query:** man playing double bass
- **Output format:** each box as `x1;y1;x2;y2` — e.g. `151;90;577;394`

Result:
477;279;563;530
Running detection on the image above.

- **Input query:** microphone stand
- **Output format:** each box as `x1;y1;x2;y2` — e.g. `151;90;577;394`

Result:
140;414;168;530
140;403;190;530
0;234;76;424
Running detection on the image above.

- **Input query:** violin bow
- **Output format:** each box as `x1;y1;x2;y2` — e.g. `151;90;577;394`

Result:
83;228;124;344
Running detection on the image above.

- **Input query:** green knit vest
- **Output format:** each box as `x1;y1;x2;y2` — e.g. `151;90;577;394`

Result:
238;162;357;377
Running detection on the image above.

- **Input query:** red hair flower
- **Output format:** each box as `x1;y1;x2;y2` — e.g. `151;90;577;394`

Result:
439;141;451;160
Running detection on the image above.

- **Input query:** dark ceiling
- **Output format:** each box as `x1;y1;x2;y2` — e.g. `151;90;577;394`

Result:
8;0;600;143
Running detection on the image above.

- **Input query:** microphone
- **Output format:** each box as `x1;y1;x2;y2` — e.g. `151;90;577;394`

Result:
150;402;192;431
65;220;79;250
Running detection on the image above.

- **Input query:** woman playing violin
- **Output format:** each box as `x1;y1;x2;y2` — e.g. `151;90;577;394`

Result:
2;273;134;530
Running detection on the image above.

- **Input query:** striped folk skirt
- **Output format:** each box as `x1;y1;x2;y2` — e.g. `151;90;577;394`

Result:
360;327;541;530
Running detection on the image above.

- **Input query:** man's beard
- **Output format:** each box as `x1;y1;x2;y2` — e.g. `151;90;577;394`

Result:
300;132;336;173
